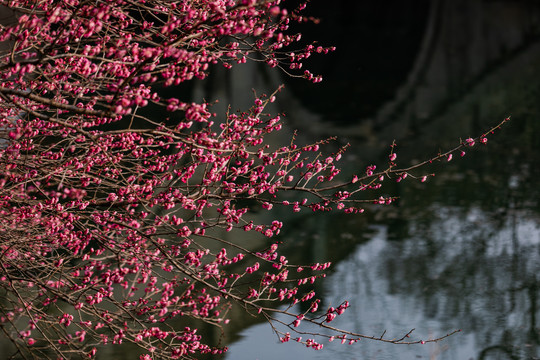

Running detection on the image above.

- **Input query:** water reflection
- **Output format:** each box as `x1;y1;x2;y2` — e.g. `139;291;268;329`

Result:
226;199;540;359
223;128;540;359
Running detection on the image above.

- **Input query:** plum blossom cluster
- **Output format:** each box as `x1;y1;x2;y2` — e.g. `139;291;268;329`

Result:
0;1;509;359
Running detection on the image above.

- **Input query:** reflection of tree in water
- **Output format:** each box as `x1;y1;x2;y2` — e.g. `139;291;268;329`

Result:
378;170;540;360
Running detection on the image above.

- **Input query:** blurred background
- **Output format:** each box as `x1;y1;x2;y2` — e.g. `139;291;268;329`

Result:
197;0;540;359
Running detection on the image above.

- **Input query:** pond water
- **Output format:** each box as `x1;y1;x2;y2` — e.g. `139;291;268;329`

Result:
223;143;540;360
218;1;540;359
225;183;540;360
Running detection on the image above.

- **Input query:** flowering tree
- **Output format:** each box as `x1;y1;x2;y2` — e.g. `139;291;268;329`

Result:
0;1;508;359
